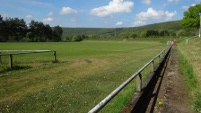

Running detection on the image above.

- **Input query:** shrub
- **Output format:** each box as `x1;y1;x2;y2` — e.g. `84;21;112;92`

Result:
72;35;82;42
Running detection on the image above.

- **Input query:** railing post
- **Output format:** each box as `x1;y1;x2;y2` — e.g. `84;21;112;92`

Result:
163;50;165;58
136;73;142;92
0;52;2;64
54;51;57;62
9;54;13;69
158;55;160;63
152;60;155;72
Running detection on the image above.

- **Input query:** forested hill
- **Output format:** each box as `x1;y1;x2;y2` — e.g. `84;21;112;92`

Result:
123;20;181;32
62;20;182;37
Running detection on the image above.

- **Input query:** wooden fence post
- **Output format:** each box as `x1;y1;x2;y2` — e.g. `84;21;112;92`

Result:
152;60;155;72
136;73;142;92
9;54;13;69
0;52;2;64
54;51;57;62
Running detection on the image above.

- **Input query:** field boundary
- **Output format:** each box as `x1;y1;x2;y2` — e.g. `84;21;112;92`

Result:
0;50;57;69
88;45;172;113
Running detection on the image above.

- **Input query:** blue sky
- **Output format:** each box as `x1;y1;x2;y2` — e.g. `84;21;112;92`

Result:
0;0;200;28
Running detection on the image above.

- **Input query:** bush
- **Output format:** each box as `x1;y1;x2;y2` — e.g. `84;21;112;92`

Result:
72;35;82;42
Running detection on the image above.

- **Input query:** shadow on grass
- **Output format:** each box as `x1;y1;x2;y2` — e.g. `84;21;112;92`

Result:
0;65;32;74
52;60;60;63
0;60;61;76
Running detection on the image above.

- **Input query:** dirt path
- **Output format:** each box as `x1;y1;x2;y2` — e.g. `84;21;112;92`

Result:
121;46;193;113
153;45;192;113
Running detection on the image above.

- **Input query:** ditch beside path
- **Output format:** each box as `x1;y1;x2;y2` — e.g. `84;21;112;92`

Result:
153;45;193;113
122;45;193;113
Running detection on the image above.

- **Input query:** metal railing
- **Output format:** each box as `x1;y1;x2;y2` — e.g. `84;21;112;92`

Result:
0;50;57;69
88;45;172;113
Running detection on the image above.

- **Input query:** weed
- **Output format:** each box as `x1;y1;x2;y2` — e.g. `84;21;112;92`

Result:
193;92;201;112
157;98;163;107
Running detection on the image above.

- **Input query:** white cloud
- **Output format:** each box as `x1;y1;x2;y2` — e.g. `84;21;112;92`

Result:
168;0;179;2
132;20;146;27
181;6;189;10
60;7;77;15
165;11;177;20
48;12;53;16
195;0;201;2
26;15;33;19
116;21;123;26
43;17;54;22
142;0;151;5
90;0;134;17
136;8;176;21
192;4;196;6
181;4;196;10
31;1;51;6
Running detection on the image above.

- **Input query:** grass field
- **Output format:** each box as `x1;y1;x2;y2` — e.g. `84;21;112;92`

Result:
0;41;167;112
177;38;201;112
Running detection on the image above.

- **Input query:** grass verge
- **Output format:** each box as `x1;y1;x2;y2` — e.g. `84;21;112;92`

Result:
178;49;201;113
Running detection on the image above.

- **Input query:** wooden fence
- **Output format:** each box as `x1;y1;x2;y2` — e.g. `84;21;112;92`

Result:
0;50;57;69
88;45;172;113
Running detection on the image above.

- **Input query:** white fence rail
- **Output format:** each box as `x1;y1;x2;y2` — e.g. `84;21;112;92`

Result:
88;45;172;113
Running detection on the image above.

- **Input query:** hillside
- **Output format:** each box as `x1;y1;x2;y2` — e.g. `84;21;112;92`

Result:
62;20;182;37
123;20;181;33
62;28;123;36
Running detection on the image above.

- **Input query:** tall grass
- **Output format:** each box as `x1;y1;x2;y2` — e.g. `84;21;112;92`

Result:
178;38;201;112
179;53;198;91
179;53;201;112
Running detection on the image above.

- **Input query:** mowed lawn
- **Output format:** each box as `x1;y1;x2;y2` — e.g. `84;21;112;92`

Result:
0;41;166;113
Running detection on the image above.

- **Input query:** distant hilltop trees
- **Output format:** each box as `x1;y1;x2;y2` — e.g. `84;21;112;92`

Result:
0;15;63;42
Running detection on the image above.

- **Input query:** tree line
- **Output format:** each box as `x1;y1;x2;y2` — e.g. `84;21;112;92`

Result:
0;15;63;42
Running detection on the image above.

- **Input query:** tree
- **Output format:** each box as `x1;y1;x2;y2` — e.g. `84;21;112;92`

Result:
44;24;52;41
181;4;201;29
159;30;169;36
28;20;50;41
176;29;187;37
0;15;8;41
52;26;63;41
28;20;39;41
130;33;137;38
139;31;146;38
146;30;159;37
5;17;27;41
119;32;129;39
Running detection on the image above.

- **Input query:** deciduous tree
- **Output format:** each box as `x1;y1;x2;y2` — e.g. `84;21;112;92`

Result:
181;4;201;29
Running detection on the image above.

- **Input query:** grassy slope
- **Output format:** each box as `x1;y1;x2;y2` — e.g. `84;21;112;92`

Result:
177;38;201;112
0;41;166;112
62;20;181;36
